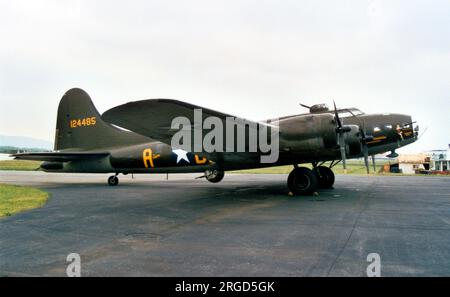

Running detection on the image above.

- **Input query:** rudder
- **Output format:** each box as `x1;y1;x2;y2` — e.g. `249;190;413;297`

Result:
54;88;149;150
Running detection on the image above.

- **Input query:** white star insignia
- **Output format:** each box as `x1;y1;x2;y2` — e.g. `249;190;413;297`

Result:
172;149;190;164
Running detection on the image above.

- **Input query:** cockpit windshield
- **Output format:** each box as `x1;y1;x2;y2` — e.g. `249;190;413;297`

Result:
338;108;365;118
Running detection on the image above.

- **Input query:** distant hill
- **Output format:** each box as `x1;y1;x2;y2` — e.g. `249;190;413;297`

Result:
0;135;53;151
0;146;51;154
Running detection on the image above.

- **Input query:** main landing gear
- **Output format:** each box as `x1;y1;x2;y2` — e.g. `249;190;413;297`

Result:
313;166;335;189
287;164;336;195
287;167;318;195
205;168;225;183
108;173;119;186
196;168;225;183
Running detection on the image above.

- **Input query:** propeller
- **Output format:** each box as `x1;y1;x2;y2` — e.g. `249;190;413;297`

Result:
333;101;351;172
359;127;374;174
333;101;374;174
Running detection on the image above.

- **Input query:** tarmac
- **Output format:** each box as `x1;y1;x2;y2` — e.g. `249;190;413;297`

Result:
0;171;449;276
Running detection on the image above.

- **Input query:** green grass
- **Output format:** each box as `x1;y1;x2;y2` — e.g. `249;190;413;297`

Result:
0;160;42;171
230;160;392;175
0;184;49;218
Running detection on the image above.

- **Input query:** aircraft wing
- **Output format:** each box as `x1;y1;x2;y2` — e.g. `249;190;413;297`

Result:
102;99;273;150
12;152;109;162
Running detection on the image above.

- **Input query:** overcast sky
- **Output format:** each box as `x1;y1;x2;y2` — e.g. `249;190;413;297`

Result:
1;0;449;152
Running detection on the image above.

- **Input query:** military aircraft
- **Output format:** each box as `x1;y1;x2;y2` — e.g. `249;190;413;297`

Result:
13;88;418;195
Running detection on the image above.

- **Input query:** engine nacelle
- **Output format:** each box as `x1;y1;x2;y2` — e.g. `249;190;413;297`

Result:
342;125;363;157
277;113;338;152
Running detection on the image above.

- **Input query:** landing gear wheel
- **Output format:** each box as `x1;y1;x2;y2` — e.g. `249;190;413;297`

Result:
108;175;119;186
205;169;224;183
314;166;335;189
287;167;318;195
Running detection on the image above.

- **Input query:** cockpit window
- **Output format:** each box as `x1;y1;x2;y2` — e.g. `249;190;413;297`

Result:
338;108;365;118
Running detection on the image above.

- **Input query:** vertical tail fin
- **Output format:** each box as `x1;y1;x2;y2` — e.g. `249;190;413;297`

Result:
55;88;149;150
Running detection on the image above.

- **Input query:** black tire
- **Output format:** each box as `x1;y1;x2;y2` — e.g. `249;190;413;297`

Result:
287;167;318;195
205;169;225;183
108;175;119;186
314;166;335;189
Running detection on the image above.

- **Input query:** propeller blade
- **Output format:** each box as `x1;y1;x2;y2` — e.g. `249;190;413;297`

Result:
372;155;377;173
333;101;342;128
334;101;348;172
338;134;347;172
363;145;370;174
358;126;372;174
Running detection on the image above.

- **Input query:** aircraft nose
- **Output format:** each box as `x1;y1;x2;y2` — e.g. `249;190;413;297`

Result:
396;114;417;141
403;114;413;128
404;115;412;125
391;114;413;128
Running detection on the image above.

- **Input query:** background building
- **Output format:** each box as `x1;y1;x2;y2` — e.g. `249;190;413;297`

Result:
430;149;450;172
396;153;430;174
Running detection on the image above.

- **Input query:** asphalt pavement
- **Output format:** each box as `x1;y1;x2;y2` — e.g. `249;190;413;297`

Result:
1;171;449;276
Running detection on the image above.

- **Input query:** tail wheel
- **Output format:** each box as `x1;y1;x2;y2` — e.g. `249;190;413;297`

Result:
314;166;335;189
108;175;119;186
205;169;224;183
287;167;318;195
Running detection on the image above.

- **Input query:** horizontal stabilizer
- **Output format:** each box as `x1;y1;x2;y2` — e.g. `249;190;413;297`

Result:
12;152;109;162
